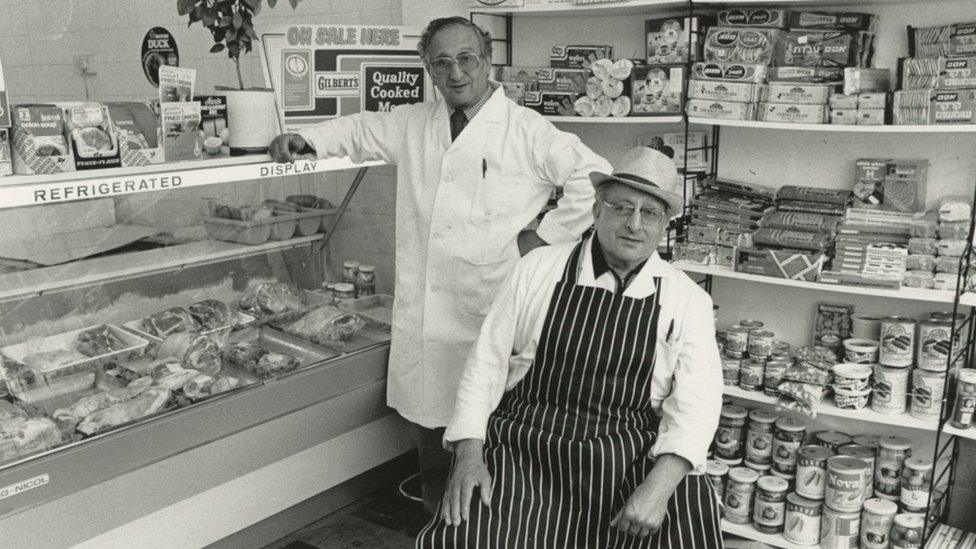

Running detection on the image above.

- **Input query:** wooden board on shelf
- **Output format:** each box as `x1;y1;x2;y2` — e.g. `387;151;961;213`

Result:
687;117;976;134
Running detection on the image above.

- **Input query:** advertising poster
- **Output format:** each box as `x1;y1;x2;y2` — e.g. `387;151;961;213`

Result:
260;25;433;131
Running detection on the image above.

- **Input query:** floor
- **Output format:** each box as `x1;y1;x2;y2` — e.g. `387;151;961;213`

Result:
266;478;432;549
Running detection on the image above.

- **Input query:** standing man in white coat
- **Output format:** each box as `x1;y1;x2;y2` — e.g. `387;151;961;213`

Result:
268;17;611;513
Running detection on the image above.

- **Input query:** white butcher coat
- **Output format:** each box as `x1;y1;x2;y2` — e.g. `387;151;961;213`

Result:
297;86;611;427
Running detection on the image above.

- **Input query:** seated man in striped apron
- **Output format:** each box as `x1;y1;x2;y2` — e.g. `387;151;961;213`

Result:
417;146;725;548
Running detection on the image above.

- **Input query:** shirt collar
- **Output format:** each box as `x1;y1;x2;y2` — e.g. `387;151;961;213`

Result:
585;235;671;293
449;81;498;121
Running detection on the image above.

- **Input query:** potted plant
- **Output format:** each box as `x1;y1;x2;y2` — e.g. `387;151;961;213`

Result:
178;0;303;155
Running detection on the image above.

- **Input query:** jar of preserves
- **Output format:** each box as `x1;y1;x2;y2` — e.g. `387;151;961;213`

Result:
342;260;360;285
748;330;775;359
839;445;876;500
744;460;771;477
860;498;898;549
890;513;924;549
814;431;852;452
726;327;750;359
910;368;947;421
714;405;748;461
745;410;777;466
722;356;741;386
784;493;822;546
825;456;868;513
796;445;834;500
739;358;765;391
355;264;376;297
706;460;729;502
899;457;933;513
320;282;337;303
950;368;976;429
875;436;912;501
772;417;807;476
753;475;789;534
764;360;789;396
724;467;760;525
332;282;356;305
821;506;860;549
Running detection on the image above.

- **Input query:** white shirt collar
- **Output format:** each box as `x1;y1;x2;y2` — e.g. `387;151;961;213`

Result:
577;235;672;297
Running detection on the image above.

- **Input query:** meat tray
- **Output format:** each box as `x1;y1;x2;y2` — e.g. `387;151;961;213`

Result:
271;308;391;355
122;309;256;347
0;325;149;401
338;294;394;329
203;212;301;245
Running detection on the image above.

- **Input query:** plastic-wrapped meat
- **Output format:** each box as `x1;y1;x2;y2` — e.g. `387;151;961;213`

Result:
188;299;232;330
283;306;366;346
238;283;306;315
75;325;127;357
76;387;171;436
156;333;221;375
245;352;300;379
53;377;153;426
0;418;62;462
220;341;267;369
143;307;201;338
0;400;28;425
154;366;201;391
182;374;240;400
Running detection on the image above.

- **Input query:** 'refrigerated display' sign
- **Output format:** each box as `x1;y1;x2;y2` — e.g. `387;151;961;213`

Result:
259;25;434;132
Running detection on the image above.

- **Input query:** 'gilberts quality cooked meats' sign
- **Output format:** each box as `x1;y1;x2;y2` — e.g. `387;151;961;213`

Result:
259;25;433;131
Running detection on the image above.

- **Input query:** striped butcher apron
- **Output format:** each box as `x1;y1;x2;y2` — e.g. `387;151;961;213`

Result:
417;241;723;548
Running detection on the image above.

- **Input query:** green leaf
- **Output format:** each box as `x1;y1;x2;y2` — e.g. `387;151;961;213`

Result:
210;43;226;53
177;0;196;16
233;13;243;28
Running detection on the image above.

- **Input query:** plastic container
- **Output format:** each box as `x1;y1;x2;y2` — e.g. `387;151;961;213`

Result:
833;386;872;410
899;457;932;513
784;493;822;546
950;368;976;429
860;498;898;549
796;445;834;500
753;475;789;534
724;467;760;525
843;338;879;364
715;404;748;461
289;209;327;236
772;417;807;476
203;212;299;244
832;363;873;391
745;409;777;466
875;436;912;501
825;456;868;513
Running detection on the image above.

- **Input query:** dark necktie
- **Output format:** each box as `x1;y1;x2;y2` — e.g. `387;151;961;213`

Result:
450;109;468;142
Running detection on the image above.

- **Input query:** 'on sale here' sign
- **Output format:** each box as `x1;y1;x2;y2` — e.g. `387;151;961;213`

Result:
259;25;433;131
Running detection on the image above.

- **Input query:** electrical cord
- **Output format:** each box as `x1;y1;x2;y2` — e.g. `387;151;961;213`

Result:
397;472;423;502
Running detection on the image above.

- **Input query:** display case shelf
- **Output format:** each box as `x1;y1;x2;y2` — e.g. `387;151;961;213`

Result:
0;235;323;301
723;385;940;431
943;424;976;442
687;117;976;133
0;156;384;211
471;0;685;17
694;0;929;6
721;520;815;549
544;115;683;124
675;262;973;306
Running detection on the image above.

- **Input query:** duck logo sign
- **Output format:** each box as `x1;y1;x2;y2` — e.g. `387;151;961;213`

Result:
260;25;432;131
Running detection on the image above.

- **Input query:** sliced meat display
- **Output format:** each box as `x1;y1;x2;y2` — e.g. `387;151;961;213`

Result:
53;377;154;426
182;374;240;400
282;306;366;346
238;283;306;315
187;299;232;330
156;333;221;375
250;353;301;378
0;418;63;462
75;325;127;357
76;387;171;436
220;341;267;369
143;307;201;339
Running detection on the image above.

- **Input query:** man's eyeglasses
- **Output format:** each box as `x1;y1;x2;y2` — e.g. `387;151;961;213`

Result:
601;200;666;226
427;52;483;76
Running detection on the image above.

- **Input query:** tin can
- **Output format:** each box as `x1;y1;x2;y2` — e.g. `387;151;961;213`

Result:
871;365;910;415
715;405;748;461
739;358;765;391
722;356;741;386
852;435;881;452
764;360;789;396
839;445;876;500
332;282;356;305
745;460;771;476
931;311;966;362
740;319;764;330
753;475;790;534
910;368;946;421
784;493;822;546
771;468;796;489
796;445;834;500
726;327;751;358
879;317;916;367
772;340;791;353
814;431;852;452
748;330;775;359
821;506;861;549
860;498;898;549
706;459;729;502
355;264;376;297
342;260;360;285
899;457;933;513
745;410;777;466
951;368;976;429
724;467;760;525
852;315;882;340
875;436;912;500
917;318;952;371
890;513;924;548
825;456;867;513
772;417;807;476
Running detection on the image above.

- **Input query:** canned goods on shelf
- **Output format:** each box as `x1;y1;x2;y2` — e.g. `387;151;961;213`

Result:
706;460;729;501
724;467;760;525
814;431;852;452
852;435;881;451
355;264;376;297
879;316;916;368
753;475;789;534
739;358;765;391
784;493;823;546
772;417;807;476
839;445;876;500
748;330;775;359
860;498;898;549
763;360;789;396
342;260;361;285
872;365;910;415
332;282;356;305
745;410;777;466
875;436;912;501
796;445;835;500
825;456;868;513
910;368;947;421
715;405;748;461
889;512;924;548
726;327;751;359
917;318;953;371
821;506;860;549
722;356;741;386
740;319;764;330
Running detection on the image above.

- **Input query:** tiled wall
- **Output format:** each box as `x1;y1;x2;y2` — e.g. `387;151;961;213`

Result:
0;0;401;294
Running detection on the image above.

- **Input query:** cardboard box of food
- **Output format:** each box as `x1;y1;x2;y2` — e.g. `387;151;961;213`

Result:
854;158;888;207
704;27;780;65
195;95;228;141
788;11;877;32
0;128;10;177
909;22;976;58
639;131;708;172
496;66;546;90
691;62;767;83
902;56;976;89
10;104;74;175
844;68;891;95
774;31;871;68
857;93;887;109
523;91;580;116
767;66;844;83
59;102;122;171
631;65;684;116
550;45;612;69
645;16;707;64
501;82;525;105
759;102;829;124
930;89;976;124
536;68;591;94
690;80;766;103
856;108;885;125
734;247;825;281
106;103;161;166
884;159;928;213
160;102;203;162
686;98;756;120
830;109;858;125
717;8;789;28
829;94;859;110
765;82;832;104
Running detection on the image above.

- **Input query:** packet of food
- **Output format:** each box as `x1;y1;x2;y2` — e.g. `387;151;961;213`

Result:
58;102;122;170
160;102;203;162
10;104;74;175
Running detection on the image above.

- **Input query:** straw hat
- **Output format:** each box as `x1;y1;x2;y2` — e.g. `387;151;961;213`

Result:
589;146;683;217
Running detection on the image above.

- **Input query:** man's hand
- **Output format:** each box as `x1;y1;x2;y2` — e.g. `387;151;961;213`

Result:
610;479;670;538
441;439;492;526
517;230;547;257
268;133;312;163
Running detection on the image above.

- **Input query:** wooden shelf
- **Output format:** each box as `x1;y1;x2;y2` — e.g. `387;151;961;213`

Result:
471;0;685;17
0;235;323;301
724;385;940;432
722;520;818;549
544;115;683;124
675;262;973;306
0;156;384;211
688;117;976;133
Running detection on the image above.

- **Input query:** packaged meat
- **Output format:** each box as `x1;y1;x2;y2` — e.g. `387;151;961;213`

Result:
76;387;171;436
939;196;972;223
187;299;232;330
75;325;127;357
154;367;201;390
282;306;367;347
906;254;936;272
908;238;938;256
249;353;301;378
53;377;154;426
0;400;28;426
238;282;308;316
903;270;936;289
937;239;967;257
142;307;201;339
182;374;240;400
0;418;62;462
156;333;221;375
59;102;122;170
221;342;266;369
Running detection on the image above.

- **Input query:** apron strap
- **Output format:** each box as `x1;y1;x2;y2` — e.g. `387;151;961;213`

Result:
558;239;587;285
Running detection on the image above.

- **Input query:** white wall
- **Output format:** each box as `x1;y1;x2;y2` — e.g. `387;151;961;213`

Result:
0;0;402;293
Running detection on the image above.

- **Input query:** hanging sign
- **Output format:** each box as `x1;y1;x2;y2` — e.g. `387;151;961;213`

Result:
141;27;180;87
259;25;433;131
